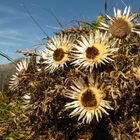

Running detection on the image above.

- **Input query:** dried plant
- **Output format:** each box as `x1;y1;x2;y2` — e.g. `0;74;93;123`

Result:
1;5;139;140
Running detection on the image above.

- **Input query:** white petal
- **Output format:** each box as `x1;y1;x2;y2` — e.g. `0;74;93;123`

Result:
95;110;99;122
123;6;127;16
126;6;131;18
81;36;89;46
114;7;116;17
99;106;109;115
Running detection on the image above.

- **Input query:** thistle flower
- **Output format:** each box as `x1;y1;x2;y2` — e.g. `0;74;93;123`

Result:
9;58;29;90
100;6;140;40
65;77;113;124
41;34;74;72
71;30;116;72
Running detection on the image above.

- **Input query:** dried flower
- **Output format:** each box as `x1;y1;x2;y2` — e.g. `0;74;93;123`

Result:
100;6;140;39
9;58;29;90
65;77;113;124
41;34;74;72
71;30;116;72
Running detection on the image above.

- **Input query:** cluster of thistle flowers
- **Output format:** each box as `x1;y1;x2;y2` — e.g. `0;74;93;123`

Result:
9;6;140;124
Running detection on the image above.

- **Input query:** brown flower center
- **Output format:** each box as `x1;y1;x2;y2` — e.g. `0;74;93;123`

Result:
109;18;131;39
86;46;99;59
53;48;65;61
81;88;97;107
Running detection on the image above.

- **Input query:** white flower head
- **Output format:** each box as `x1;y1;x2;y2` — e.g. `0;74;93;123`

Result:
71;30;116;72
65;77;113;124
100;6;140;39
41;34;74;73
9;58;30;90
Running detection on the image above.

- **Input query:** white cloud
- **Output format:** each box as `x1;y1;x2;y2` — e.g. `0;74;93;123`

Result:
0;5;21;25
0;16;27;25
0;29;34;43
0;41;22;47
0;4;27;17
0;17;13;24
0;4;28;25
0;5;17;15
0;29;21;36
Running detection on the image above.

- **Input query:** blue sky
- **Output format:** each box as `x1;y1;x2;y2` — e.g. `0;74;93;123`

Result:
0;0;140;64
